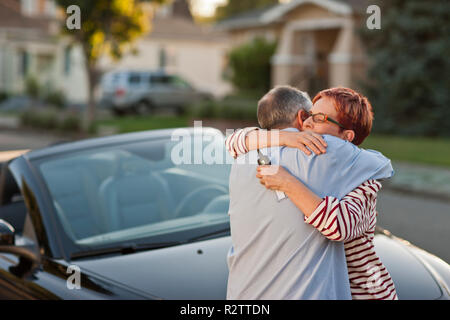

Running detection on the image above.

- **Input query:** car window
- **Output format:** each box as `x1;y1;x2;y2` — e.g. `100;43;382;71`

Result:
128;73;141;85
171;76;192;89
35;134;232;253
150;75;171;86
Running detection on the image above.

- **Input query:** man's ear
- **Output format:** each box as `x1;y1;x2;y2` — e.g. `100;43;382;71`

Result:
343;130;355;143
297;110;305;129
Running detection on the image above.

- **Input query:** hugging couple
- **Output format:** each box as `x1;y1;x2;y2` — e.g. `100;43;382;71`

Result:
224;86;398;300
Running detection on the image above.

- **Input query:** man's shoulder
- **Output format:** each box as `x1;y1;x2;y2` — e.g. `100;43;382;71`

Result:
322;135;358;152
279;135;357;161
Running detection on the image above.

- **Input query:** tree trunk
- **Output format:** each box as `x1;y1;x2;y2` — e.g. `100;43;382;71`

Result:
83;56;98;132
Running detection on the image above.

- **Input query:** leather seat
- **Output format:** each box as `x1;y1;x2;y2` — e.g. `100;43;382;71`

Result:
99;158;174;231
201;194;230;215
43;164;107;239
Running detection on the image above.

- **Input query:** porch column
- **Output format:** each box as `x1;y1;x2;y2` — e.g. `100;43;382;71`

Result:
271;27;295;87
328;18;353;88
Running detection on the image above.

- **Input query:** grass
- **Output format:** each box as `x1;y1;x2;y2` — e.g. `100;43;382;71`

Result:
95;115;190;133
361;134;450;168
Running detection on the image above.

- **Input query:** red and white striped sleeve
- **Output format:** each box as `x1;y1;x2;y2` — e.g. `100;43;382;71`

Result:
225;127;259;159
304;179;382;242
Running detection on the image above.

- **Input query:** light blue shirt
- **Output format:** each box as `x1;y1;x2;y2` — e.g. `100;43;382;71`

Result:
226;128;394;300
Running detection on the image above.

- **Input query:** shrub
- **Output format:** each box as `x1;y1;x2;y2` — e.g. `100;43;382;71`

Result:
59;114;81;132
19;108;82;133
45;90;67;109
187;96;257;120
226;37;277;95
25;76;41;100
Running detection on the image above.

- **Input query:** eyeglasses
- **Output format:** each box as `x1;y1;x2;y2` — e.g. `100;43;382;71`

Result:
304;111;347;129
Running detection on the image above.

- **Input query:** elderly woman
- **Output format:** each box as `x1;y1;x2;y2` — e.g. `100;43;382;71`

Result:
225;87;398;300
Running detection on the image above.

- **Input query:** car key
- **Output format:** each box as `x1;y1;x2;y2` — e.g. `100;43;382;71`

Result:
257;149;286;201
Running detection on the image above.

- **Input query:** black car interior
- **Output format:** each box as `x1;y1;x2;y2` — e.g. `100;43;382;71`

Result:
0;163;27;235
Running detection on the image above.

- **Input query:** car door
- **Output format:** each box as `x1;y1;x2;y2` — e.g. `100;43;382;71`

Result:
0;163;56;299
148;74;175;107
167;76;196;107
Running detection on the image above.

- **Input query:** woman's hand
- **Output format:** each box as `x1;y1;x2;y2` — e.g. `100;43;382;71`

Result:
256;165;296;193
280;131;327;155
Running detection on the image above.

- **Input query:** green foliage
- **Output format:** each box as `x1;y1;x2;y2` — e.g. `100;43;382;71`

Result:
95;115;189;133
25;76;41;100
215;0;279;21
44;89;67;109
20;109;81;132
0;91;10;103
20;109;59;130
361;134;450;168
187;95;258;120
59;113;81;131
360;0;450;136
55;0;159;63
226;37;277;95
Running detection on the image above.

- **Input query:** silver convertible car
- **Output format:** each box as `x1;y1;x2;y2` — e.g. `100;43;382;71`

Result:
0;128;449;299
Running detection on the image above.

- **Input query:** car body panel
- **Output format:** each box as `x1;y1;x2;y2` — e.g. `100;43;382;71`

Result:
76;236;231;300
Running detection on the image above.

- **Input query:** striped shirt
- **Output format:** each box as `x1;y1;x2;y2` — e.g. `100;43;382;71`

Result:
225;128;398;300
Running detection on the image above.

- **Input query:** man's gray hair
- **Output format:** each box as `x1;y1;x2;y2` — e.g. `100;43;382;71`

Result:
257;85;312;129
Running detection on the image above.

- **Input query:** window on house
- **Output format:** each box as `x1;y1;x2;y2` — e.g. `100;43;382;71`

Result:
159;47;167;70
20;50;29;77
64;46;71;76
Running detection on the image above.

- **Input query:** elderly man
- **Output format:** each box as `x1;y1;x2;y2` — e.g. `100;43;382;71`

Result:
226;86;395;300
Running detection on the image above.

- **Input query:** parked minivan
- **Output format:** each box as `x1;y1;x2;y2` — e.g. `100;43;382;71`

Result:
100;71;212;116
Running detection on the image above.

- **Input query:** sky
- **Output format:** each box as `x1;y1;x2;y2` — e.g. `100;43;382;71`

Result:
189;0;227;17
189;0;291;17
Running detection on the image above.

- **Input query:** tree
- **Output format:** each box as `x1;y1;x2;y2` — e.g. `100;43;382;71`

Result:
360;0;450;136
55;0;165;130
226;37;277;95
215;0;279;21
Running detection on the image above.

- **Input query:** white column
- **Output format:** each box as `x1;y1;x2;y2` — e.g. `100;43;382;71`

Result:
328;18;353;88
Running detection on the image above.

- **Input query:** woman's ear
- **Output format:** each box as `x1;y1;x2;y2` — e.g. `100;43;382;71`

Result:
343;130;355;143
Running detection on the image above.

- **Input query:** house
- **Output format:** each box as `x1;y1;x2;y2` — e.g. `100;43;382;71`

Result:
216;0;371;95
0;0;88;104
109;0;232;97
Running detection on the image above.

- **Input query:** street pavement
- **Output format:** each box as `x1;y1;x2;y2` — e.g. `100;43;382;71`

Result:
377;188;450;264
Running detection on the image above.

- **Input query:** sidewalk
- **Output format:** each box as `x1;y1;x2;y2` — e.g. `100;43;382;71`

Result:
385;162;450;202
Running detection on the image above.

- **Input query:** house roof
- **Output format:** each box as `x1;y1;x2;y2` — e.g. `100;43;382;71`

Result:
148;16;228;41
0;0;52;32
216;0;369;31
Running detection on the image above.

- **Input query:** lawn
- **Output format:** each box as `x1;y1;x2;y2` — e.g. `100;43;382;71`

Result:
95;115;190;133
361;134;450;168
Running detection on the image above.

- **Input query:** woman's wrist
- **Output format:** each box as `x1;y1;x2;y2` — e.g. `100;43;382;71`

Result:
281;173;298;193
279;131;288;147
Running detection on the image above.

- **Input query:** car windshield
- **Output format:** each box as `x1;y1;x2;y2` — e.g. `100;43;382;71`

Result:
35;132;232;256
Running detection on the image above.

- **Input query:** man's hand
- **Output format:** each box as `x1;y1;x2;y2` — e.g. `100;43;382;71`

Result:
256;165;296;193
280;131;327;155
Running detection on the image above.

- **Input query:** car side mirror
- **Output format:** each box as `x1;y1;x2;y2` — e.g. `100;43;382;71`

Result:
0;219;39;265
0;219;14;245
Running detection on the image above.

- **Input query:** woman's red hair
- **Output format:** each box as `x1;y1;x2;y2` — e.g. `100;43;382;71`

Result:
312;87;373;145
